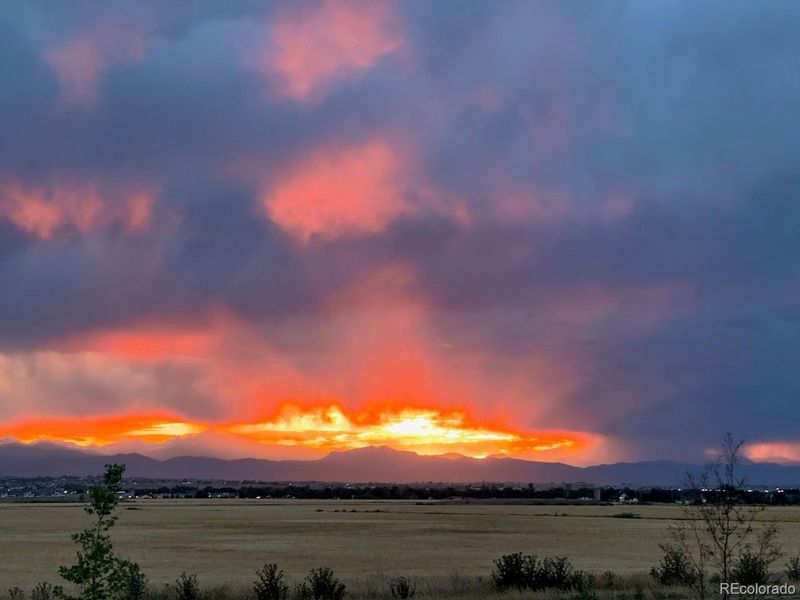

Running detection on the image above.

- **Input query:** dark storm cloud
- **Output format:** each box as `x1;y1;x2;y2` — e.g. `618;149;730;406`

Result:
1;0;799;459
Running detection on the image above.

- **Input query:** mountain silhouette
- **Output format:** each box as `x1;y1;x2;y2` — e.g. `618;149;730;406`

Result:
1;442;799;486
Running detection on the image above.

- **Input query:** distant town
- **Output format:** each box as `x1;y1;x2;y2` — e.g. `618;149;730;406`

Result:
2;475;798;505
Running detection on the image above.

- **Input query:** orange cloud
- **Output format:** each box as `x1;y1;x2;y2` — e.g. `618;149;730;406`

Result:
261;0;403;102
0;405;594;460
0;413;204;448
264;141;409;240
44;23;146;107
62;329;212;361
0;182;153;239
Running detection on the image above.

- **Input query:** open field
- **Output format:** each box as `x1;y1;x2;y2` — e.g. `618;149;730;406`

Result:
2;500;800;592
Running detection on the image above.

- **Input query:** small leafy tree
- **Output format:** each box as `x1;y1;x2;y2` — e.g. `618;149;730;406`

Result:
56;464;141;600
253;564;288;600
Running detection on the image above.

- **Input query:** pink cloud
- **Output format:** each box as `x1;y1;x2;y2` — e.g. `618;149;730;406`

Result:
258;0;403;102
744;441;800;464
263;140;410;241
44;23;147;107
0;181;154;239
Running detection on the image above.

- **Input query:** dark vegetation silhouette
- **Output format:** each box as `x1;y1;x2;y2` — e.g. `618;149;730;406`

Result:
172;574;198;600
254;564;289;600
387;576;416;599
650;547;697;587
490;553;591;592
786;556;800;581
296;567;346;600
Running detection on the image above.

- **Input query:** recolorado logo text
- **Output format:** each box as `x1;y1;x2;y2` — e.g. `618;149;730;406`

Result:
720;582;797;596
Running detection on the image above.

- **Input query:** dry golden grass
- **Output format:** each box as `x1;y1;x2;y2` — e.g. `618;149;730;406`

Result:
1;500;799;590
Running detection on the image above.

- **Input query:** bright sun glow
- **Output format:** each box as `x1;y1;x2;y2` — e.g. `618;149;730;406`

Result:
0;405;591;459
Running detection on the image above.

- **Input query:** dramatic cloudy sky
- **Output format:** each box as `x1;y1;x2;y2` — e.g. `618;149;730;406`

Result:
1;1;799;464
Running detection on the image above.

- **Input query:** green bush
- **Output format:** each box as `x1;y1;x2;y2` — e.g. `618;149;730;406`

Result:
253;564;288;600
298;567;346;600
650;546;697;586
731;551;771;586
388;576;416;599
173;573;199;600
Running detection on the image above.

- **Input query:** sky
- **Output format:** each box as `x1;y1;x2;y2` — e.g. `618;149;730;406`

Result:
1;1;799;465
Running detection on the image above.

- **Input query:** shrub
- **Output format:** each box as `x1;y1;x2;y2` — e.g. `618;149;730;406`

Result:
569;570;595;593
31;583;53;600
388;576;416;599
785;556;800;581
492;553;581;591
298;567;346;600
539;556;574;590
491;553;536;590
570;569;622;592
650;546;697;586
173;573;199;600
253;563;288;600
597;570;622;590
8;588;24;600
731;551;771;586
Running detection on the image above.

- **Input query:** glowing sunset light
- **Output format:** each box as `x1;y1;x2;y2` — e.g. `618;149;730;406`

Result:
221;404;591;458
0;415;206;447
0;405;593;460
126;422;207;439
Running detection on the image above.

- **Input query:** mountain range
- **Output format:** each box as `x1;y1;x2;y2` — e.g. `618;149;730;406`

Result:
2;443;799;486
